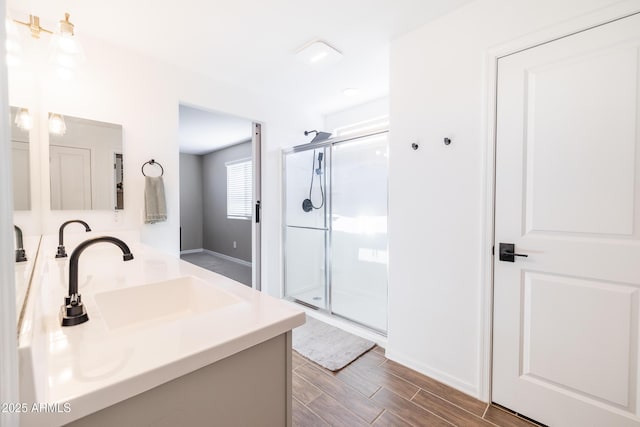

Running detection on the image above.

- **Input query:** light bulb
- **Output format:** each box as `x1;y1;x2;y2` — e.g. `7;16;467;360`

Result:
57;54;75;68
5;19;23;67
7;54;21;67
15;108;33;131
49;14;83;80
6;39;20;54
49;113;67;135
56;67;74;80
56;35;78;54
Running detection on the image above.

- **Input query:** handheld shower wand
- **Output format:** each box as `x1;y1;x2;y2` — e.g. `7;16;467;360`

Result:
300;129;331;212
316;152;324;175
302;151;325;212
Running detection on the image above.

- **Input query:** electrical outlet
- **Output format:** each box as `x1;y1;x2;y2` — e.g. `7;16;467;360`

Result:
233;241;237;249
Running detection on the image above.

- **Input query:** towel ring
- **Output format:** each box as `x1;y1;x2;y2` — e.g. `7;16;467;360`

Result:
141;159;164;177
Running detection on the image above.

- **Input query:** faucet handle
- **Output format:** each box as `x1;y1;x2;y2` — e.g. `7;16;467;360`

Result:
56;245;68;258
61;293;89;326
15;249;27;263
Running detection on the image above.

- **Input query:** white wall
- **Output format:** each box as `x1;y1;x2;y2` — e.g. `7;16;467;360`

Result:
324;96;388;134
0;3;20;425
387;0;640;399
8;24;322;297
202;142;253;262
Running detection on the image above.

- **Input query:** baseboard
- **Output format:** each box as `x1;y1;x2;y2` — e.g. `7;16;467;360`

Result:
180;248;204;255
385;349;481;400
202;249;252;267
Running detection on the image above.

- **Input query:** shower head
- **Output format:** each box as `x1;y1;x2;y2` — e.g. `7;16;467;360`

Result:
304;130;332;144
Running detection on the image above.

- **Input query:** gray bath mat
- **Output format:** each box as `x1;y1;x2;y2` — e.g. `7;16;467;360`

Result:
293;317;375;371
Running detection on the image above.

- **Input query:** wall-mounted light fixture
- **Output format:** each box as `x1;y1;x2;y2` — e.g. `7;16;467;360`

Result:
14;108;34;131
9;12;83;79
48;113;67;135
13;14;53;39
51;13;82;79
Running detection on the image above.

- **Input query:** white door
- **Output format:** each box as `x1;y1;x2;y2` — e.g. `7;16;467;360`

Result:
493;13;640;427
50;145;92;210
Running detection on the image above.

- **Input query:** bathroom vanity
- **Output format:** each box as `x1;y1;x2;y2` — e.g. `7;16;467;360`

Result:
18;230;304;426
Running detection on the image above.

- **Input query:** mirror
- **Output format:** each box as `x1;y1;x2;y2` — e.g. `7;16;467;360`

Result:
11;106;31;211
48;114;124;210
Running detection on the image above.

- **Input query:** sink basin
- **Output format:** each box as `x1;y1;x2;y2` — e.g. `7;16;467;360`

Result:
94;276;242;330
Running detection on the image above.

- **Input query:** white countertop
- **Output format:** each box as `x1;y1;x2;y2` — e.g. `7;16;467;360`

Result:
19;230;304;426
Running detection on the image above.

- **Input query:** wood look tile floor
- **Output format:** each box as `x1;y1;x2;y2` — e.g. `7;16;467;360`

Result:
292;346;539;427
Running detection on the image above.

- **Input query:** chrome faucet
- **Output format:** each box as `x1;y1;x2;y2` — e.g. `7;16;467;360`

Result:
56;220;92;258
61;236;134;327
14;225;27;263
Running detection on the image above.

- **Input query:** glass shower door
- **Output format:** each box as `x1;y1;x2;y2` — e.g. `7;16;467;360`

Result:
283;147;329;309
330;133;388;332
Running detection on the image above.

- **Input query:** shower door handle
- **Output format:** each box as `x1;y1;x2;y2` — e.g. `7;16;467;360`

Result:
255;200;261;223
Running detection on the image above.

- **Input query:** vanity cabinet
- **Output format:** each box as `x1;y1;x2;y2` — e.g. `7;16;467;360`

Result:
66;333;292;427
18;232;303;427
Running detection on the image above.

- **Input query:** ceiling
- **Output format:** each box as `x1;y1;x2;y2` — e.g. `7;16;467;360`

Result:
8;0;474;116
178;105;253;155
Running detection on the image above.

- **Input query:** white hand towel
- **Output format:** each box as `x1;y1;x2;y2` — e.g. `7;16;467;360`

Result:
144;176;167;224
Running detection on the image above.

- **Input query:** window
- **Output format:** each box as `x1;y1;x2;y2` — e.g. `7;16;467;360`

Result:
226;158;253;219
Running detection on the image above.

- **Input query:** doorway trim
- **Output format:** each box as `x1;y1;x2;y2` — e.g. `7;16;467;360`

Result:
176;102;263;291
479;2;640;403
252;122;262;291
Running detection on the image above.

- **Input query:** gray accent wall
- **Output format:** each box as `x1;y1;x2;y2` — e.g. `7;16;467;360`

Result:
202;141;252;262
179;154;204;250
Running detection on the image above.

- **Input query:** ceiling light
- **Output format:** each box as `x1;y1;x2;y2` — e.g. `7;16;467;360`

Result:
15;108;33;131
296;40;342;65
342;88;358;97
310;51;328;63
48;113;67;135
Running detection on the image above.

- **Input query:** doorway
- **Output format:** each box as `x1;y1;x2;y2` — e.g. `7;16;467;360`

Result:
492;12;640;427
178;104;261;289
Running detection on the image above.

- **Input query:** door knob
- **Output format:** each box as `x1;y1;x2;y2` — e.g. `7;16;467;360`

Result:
499;243;528;262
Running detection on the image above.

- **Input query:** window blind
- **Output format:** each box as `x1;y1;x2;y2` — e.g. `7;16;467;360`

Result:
226;159;252;219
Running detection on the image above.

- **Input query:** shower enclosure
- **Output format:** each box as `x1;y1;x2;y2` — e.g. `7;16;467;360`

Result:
283;131;388;333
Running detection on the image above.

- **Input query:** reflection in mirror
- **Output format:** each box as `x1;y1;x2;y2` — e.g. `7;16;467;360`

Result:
11;106;31;211
115;153;124;210
49;115;124;210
